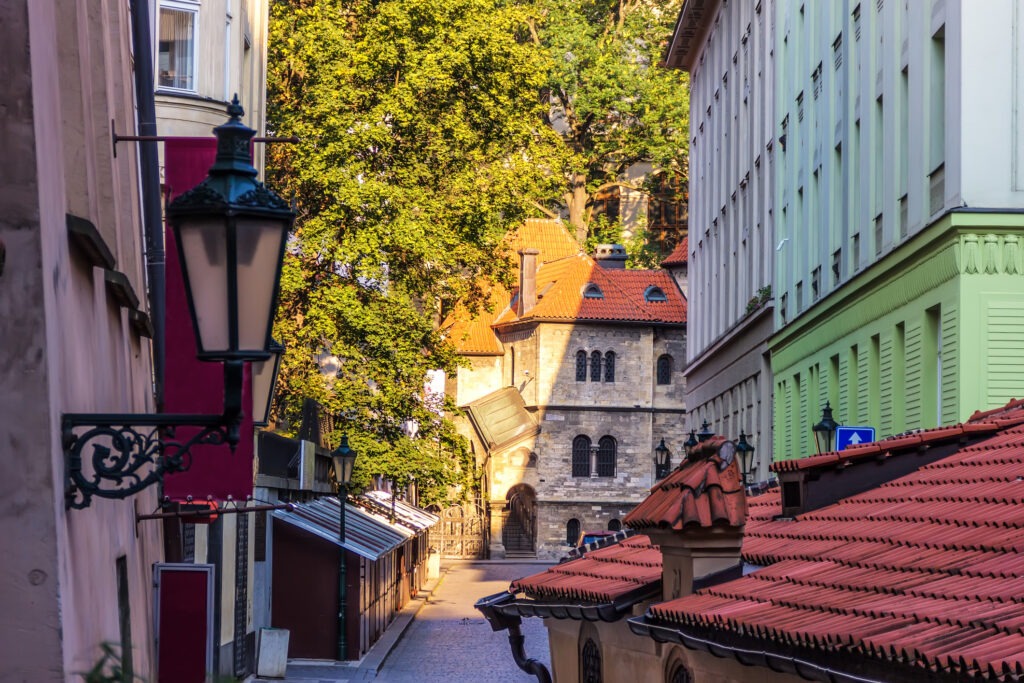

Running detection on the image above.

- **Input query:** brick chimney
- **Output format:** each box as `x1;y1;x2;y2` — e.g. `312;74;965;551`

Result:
517;249;540;316
624;437;746;601
593;243;628;269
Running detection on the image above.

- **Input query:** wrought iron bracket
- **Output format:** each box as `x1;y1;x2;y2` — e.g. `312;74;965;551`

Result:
63;361;244;509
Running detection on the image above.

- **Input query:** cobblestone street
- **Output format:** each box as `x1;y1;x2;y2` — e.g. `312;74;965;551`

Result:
375;561;553;683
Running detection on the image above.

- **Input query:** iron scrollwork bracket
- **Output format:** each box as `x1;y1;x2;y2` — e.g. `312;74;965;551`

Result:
63;361;244;510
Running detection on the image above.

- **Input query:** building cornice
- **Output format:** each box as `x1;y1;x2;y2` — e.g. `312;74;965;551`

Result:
663;0;722;72
685;303;773;378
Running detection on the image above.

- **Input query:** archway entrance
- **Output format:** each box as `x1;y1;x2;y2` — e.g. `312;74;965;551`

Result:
502;484;537;557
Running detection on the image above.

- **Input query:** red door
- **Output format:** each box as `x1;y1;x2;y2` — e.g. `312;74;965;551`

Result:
155;563;214;682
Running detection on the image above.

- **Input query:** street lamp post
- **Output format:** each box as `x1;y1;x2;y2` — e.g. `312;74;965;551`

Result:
697;419;715;443
331;436;357;661
736;431;756;485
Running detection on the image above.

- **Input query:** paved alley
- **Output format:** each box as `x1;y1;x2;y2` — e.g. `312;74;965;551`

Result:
374;561;553;683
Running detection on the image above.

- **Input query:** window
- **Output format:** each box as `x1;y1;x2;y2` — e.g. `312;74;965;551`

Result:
576;350;587;381
590;351;602;382
603;351;615;382
596;436;616;477
582;639;602;683
583;283;604;299
811;267;821;300
566;518;581;545
832;248;842;284
607;519;621;532
644;285;667;302
572;436;592;477
158;2;199;91
657;354;673;385
670;665;693;683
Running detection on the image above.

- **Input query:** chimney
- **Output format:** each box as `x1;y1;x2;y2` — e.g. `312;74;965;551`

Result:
624;437;746;601
517;248;540;316
593;244;628;269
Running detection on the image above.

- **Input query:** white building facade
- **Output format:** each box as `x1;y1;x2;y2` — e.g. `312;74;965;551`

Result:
665;0;776;478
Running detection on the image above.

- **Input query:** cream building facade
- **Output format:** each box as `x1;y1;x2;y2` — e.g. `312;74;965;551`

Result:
449;220;688;559
664;0;776;478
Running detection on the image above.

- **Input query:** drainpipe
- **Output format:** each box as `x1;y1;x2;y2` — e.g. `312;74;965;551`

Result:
507;624;552;683
475;592;553;683
129;0;166;407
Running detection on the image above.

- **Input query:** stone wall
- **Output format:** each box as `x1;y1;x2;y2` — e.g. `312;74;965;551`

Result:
534;500;638;559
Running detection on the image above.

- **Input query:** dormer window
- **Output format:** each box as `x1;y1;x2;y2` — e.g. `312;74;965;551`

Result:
644;285;668;302
583;283;604;299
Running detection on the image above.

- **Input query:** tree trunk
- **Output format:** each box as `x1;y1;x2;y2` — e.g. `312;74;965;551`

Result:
568;172;589;243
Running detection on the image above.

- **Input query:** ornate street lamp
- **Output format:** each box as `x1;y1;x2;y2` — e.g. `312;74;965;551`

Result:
62;97;294;509
252;339;284;427
653;438;671;479
813;401;840;454
684;429;698;450
331;436;357;661
697;419;715;442
736;431;756;485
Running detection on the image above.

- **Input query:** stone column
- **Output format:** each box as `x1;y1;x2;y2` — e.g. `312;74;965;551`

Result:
488;500;507;559
646;526;744;602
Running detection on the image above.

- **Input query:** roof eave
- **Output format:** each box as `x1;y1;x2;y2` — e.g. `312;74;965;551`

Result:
663;0;722;73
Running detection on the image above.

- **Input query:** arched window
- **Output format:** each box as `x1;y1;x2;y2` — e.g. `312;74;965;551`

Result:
590;351;602;382
657;354;673;385
581;639;602;683
575;350;588;381
566;518;581;545
669;664;693;683
607;518;621;532
572;436;592;477
596;436;616;477
604;351;615;382
644;285;668;302
583;283;604;299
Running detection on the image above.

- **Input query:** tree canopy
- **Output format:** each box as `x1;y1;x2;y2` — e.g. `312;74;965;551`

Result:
265;0;689;502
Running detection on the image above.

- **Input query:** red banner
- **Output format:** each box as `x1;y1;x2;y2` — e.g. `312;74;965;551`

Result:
162;138;254;502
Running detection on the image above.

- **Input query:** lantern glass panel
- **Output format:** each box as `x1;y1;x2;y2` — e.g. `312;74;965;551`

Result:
252;350;279;426
177;218;230;352
235;218;286;353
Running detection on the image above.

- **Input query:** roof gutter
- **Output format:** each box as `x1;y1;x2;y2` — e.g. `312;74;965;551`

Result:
476;592;552;683
626;617;884;683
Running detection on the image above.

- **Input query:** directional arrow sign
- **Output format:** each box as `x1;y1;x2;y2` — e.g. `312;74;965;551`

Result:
836;426;876;451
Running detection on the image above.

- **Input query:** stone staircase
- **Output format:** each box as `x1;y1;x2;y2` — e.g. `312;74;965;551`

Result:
502;516;536;559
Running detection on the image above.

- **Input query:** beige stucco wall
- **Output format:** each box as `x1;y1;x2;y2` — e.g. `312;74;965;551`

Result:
545;618;806;683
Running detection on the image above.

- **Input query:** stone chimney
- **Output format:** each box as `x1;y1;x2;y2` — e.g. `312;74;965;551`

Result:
624;437;746;601
593;244;628;269
517;249;540;316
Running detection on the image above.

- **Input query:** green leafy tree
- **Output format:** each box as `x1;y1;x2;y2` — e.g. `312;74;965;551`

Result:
266;0;565;501
528;0;690;243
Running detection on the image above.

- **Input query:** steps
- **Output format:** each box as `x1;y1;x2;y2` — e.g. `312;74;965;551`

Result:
504;549;537;560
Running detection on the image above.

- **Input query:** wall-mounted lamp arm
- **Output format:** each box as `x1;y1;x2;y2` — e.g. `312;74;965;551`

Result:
63;360;244;509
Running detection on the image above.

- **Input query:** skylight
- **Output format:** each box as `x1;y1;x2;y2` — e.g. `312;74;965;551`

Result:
644;285;667;302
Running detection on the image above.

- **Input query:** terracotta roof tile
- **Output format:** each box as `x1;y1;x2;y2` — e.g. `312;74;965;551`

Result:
443;284;508;354
649;401;1024;681
505;218;581;265
625;437;746;531
660;237;688;267
511;535;662;603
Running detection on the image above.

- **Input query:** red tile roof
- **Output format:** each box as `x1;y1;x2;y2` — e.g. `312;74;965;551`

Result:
494;255;687;325
625;437;747;530
443;284;507;355
505;218;581;265
511;535;662;603
650;401;1024;681
660;237;688;267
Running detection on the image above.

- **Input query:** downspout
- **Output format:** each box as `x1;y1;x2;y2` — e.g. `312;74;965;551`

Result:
129;0;166;407
508;624;552;683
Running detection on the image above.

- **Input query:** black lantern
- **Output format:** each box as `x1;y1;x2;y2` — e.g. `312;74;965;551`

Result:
697;419;715;442
684;429;699;450
165;95;293;362
736;431;756;485
252;339;284;427
331;436;357;487
653;438;671;479
813;401;840;454
62;98;294;509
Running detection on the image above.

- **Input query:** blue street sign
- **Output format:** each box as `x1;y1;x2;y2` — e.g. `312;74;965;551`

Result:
836;426;876;451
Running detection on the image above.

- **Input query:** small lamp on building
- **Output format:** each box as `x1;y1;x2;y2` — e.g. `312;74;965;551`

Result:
697;419;715;442
684;429;698;450
331;435;357;661
812;401;840;455
736;431;756;485
653;438;671;479
252;339;284;427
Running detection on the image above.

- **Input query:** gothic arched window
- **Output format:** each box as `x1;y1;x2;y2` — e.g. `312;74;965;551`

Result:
604;351;615;382
657;354;673;385
596;436;616;477
590;351;602;382
576;350;588;381
566;518;581;545
669;663;693;683
572;436;592;477
582;639;602;683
